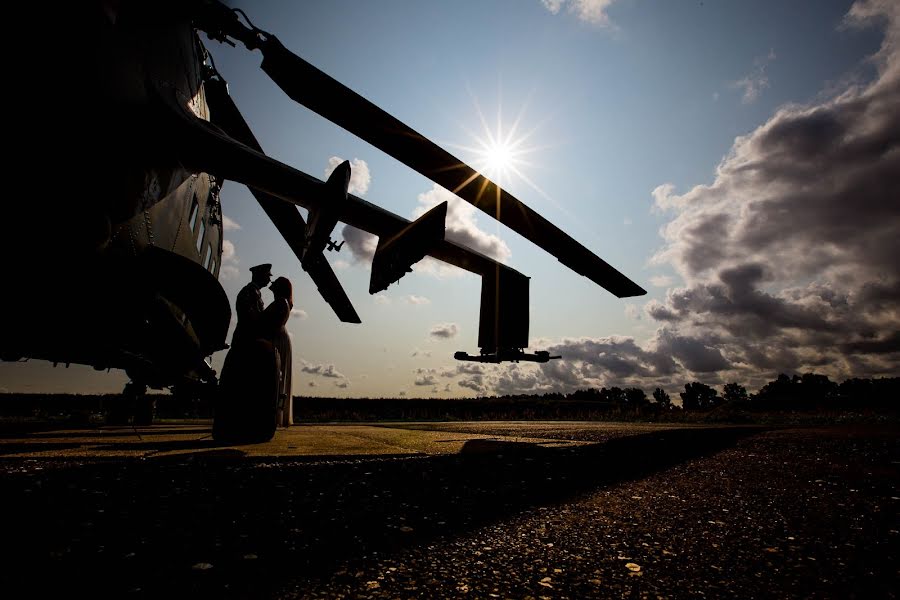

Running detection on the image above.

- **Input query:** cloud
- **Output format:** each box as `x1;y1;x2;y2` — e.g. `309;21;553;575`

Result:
219;239;240;280
646;1;900;382
308;381;317;387
624;304;641;320
324;156;371;195
429;323;459;339
415;374;437;386
541;0;619;26
300;360;345;379
290;308;308;320
458;378;486;394
541;0;565;14
425;331;730;396
650;275;675;288
411;348;432;358
222;240;236;261
333;259;350;270
414;185;511;263
222;215;241;231
730;48;776;104
335;380;350;388
373;293;391;305
405;295;431;305
340;225;379;264
341;181;512;270
220;265;239;280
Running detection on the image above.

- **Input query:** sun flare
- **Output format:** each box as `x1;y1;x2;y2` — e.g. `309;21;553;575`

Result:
445;94;558;207
483;141;515;178
450;109;540;191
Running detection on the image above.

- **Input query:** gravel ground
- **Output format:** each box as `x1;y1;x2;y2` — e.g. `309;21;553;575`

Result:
1;423;897;598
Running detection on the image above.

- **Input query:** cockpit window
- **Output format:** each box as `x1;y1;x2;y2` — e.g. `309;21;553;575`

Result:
204;243;213;270
196;220;206;254
189;196;200;232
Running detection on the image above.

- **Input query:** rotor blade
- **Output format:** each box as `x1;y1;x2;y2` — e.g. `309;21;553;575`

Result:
258;36;646;298
205;77;361;324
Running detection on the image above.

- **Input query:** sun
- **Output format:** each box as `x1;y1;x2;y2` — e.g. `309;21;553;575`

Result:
446;96;548;195
483;140;515;179
469;121;531;186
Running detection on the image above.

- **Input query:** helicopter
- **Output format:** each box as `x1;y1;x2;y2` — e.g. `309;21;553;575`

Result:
2;1;645;438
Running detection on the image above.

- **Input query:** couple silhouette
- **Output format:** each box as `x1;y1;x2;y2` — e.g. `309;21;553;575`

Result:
215;263;293;442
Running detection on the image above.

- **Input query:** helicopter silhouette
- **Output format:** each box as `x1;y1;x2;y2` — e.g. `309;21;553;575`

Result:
3;1;644;438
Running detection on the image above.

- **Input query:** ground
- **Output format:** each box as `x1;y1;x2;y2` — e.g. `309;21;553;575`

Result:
0;422;897;598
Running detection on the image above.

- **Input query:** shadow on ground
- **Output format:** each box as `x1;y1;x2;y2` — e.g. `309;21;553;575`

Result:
1;426;759;598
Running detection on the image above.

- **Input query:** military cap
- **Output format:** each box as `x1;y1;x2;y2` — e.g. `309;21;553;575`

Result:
249;263;273;276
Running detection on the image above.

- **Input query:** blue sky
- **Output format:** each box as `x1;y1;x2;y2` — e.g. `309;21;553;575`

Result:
3;0;896;396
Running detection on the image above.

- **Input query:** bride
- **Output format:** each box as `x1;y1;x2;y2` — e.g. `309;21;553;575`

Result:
262;276;294;427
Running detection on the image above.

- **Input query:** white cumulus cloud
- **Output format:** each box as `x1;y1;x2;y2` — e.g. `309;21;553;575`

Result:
414;184;511;263
541;0;619;26
219;239;240;280
325;156;371;195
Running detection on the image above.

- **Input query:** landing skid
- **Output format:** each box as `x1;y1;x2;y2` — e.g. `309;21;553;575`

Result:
454;349;561;364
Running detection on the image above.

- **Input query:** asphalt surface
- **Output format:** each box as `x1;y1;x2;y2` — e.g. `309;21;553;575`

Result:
1;422;897;598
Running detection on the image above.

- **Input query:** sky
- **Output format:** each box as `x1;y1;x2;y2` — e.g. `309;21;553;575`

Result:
3;0;898;397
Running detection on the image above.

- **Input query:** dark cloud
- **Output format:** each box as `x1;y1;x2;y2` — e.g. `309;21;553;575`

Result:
647;1;900;381
655;330;731;373
429;323;459;339
340;225;378;264
494;364;555;396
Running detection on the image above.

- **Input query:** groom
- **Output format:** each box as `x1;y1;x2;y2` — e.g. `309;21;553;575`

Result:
215;262;275;442
232;263;273;349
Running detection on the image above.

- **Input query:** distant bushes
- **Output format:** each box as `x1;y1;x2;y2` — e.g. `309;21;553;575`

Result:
0;393;210;422
294;373;897;422
1;373;896;424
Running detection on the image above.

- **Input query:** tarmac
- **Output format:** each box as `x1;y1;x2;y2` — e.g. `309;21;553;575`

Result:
1;421;897;598
0;421;611;460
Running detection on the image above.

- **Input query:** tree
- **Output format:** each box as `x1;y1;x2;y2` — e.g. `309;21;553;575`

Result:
570;388;602;402
722;382;748;404
653;387;671;409
599;386;626;405
796;373;838;407
754;373;839;410
624;387;648;406
752;373;794;409
680;382;720;411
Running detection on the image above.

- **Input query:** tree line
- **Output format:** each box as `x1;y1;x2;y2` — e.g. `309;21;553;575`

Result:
540;373;900;412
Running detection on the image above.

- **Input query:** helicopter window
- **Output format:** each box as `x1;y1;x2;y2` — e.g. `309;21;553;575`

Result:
188;196;200;233
203;244;213;270
196;221;206;254
210;257;217;276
